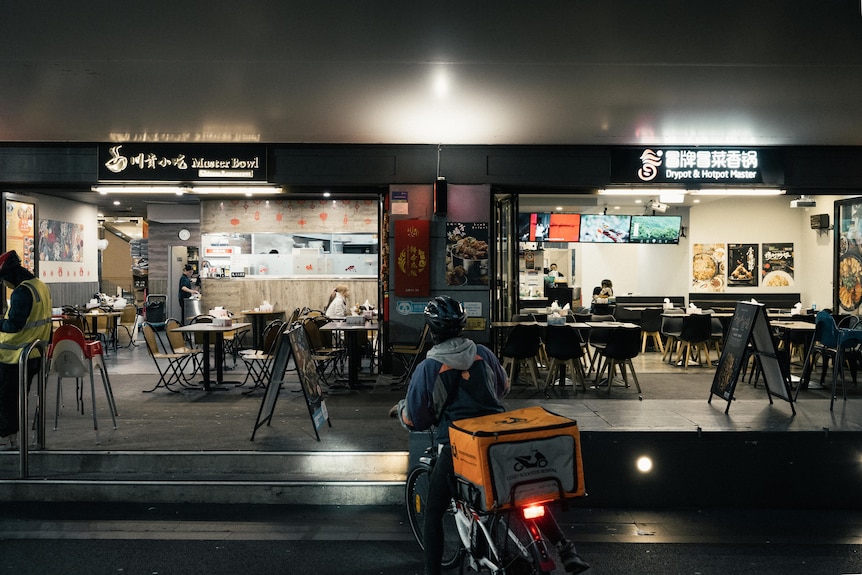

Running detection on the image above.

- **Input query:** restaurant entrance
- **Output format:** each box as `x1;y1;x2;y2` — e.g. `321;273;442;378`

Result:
493;193;519;350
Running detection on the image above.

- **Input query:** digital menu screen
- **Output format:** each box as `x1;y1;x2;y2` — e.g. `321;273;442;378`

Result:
579;214;631;243
629;215;681;244
547;213;580;242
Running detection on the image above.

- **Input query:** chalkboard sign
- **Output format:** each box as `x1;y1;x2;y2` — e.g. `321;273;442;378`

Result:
709;302;795;415
251;324;332;441
251;325;291;440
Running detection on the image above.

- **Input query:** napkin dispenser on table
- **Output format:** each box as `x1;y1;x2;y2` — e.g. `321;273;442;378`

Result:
213;317;233;327
345;316;365;326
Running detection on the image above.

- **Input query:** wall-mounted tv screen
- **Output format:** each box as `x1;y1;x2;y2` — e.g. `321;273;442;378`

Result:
579;214;631;243
629;215;682;244
546;213;580;242
517;213;553;242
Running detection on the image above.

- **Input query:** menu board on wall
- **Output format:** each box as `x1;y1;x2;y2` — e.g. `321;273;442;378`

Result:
727;243;758;287
3;196;36;273
691;243;726;292
446;222;489;286
394;220;430;297
837;198;862;313
761;243;794;288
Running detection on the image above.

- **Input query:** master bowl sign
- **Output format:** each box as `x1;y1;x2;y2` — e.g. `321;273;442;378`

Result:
610;147;783;186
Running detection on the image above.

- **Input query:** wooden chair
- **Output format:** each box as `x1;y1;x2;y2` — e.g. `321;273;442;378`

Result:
240;319;285;391
164;318;203;380
116;304;139;348
141;322;196;393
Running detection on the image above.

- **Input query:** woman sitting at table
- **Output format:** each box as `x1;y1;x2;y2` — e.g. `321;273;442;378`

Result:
325;284;350;319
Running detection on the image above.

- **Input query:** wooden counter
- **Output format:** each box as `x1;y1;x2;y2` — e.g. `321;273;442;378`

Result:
199;277;378;316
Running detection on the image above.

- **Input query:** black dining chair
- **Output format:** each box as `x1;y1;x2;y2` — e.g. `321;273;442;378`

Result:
677;314;713;370
594;326;642;394
543;325;587;395
661;308;685;364
500;324;543;389
640;308;664;353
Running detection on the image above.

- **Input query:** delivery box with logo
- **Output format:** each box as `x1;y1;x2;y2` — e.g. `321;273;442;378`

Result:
450;406;585;511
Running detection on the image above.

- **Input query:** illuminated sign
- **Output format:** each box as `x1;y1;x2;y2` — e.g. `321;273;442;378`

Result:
98;143;267;181
610;147;783;185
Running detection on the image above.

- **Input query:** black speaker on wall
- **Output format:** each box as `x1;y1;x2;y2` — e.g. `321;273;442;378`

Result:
434;177;447;216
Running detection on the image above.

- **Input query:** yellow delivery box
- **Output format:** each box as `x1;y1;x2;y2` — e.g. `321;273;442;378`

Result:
450;406;585;511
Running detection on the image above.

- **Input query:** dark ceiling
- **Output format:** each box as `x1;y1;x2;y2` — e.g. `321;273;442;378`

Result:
3;0;862;217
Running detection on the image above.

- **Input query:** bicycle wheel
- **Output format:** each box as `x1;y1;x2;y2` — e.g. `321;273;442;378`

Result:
490;512;564;575
405;464;462;568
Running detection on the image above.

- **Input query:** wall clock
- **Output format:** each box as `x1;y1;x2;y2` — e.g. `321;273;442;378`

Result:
178;229;191;241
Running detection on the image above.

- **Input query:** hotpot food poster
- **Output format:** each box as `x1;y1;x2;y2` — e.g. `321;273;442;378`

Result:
727;243;758;287
691;243;726;292
761;243;795;287
446;222;490;287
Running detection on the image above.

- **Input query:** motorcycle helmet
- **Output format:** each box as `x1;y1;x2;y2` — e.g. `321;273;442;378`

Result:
424;295;466;342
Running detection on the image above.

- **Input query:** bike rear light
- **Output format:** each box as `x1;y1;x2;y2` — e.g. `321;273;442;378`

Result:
522;504;546;519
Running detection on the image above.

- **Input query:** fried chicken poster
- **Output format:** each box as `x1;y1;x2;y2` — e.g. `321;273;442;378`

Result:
446;222;490;287
727;243;758;287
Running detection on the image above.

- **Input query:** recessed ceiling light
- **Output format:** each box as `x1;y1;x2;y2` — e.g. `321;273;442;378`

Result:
113;200;120;206
555;206;563;211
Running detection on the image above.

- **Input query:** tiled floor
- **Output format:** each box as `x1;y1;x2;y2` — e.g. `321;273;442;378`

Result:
17;332;862;453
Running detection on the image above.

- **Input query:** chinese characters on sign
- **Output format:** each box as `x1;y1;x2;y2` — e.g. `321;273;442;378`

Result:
610;147;779;185
394;219;429;297
446;222;490;287
639;149;758;182
97;144;266;181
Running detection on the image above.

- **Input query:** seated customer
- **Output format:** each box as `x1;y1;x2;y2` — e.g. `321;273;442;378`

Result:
325;284;350;318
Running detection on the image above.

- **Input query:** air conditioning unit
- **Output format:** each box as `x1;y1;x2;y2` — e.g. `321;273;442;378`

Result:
790;196;816;208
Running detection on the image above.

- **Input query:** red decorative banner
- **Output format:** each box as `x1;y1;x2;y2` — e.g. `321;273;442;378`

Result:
395;219;430;297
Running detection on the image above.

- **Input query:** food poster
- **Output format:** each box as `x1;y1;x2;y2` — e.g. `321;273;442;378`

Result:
727;243;758;287
39;220;84;262
837;199;862;312
446;222;490;286
691;243;726;292
5;199;36;272
760;243;794;288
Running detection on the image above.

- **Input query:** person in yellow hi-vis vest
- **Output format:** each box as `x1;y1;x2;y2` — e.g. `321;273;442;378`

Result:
0;251;52;450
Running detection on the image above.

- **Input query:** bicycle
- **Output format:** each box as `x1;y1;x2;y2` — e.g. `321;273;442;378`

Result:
405;436;573;574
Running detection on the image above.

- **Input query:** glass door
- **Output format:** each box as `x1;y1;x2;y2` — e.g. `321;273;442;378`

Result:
493;192;518;350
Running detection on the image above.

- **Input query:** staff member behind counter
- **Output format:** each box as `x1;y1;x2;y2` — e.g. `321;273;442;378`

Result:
178;264;199;324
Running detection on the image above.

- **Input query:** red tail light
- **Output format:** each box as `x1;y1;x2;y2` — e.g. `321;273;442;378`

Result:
522;504;546;519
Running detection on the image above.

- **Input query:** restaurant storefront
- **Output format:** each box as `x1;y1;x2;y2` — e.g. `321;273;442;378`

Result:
1;142;861;355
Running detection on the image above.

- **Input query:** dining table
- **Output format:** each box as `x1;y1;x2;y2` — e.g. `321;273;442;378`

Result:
170;322;251;391
240;309;285;350
319;320;379;390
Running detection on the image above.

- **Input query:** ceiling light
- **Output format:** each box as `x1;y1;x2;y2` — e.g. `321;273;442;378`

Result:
92;185;283;196
93;185;186;195
688;188;784;196
598;188;686;197
659;191;686;204
188;186;283;195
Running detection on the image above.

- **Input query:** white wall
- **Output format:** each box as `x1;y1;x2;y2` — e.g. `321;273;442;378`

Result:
566;195;844;308
690;195;832;308
35;193;99;284
574;211;691;301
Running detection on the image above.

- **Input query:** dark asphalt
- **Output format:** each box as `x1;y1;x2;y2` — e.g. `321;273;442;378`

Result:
1;503;861;575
